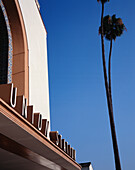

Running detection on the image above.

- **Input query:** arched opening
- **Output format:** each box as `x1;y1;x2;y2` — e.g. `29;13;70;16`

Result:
2;0;29;102
0;2;9;84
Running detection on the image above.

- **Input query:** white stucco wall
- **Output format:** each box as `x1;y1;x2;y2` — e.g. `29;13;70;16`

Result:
90;165;93;170
18;0;50;129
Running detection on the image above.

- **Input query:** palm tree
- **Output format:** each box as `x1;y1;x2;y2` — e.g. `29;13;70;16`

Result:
98;0;126;169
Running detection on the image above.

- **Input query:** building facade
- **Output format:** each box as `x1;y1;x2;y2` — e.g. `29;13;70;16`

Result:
0;0;81;169
0;0;50;126
80;162;93;170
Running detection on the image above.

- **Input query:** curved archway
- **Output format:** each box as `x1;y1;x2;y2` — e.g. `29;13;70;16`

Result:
2;0;29;102
0;2;9;84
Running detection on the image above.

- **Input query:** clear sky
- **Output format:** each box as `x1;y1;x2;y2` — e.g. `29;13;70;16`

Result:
39;0;135;169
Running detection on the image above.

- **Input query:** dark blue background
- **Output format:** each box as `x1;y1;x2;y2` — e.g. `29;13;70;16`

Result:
39;0;135;169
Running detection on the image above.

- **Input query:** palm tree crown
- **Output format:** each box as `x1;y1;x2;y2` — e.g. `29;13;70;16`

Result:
99;15;126;41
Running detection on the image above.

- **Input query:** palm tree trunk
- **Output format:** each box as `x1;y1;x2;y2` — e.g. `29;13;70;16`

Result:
108;39;113;97
101;3;122;170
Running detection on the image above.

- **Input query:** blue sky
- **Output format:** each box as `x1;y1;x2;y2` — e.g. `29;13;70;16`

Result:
39;0;135;169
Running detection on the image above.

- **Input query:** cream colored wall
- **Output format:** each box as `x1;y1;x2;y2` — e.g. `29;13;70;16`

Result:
18;0;50;129
90;165;93;170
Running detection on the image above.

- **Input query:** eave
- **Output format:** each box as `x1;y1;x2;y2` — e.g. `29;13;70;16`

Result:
0;98;81;170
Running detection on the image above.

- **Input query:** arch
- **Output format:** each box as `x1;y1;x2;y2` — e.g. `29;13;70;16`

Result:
0;3;8;84
2;0;29;102
0;0;12;84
